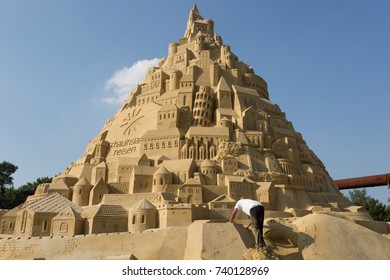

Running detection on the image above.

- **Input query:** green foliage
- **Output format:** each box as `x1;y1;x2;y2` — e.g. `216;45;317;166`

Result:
0;161;18;194
349;189;390;222
19;176;52;194
0;160;52;209
0;186;23;209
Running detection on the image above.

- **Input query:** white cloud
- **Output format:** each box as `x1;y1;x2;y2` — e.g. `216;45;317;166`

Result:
103;58;161;104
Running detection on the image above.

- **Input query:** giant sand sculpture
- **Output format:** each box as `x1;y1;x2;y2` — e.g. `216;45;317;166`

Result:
1;5;389;260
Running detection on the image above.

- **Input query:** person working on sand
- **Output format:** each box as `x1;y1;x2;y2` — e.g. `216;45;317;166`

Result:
229;198;266;250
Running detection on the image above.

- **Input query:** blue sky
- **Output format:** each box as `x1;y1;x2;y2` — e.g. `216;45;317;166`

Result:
0;1;388;204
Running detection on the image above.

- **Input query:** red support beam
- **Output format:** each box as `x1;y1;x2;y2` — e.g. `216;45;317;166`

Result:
335;173;390;190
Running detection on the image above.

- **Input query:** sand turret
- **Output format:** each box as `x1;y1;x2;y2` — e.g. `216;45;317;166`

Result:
128;199;157;232
72;177;92;207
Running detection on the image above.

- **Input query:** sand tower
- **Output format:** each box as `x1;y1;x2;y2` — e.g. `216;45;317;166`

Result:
72;177;93;207
128;199;157;232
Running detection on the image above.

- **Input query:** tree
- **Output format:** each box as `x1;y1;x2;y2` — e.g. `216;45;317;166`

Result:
18;176;52;195
0;160;52;208
0;161;18;208
0;161;18;195
0;177;53;209
349;189;390;222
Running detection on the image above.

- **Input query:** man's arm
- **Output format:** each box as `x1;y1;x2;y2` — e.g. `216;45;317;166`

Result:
229;208;238;223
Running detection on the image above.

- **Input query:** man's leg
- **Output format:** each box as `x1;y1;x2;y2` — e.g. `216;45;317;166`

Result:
250;206;265;249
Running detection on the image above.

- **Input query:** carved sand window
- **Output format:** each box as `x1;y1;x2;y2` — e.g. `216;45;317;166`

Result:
21;211;27;233
43;220;48;232
60;222;68;233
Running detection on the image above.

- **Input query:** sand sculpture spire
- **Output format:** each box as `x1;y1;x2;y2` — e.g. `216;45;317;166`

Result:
184;4;204;37
5;5;370;241
42;5;351;212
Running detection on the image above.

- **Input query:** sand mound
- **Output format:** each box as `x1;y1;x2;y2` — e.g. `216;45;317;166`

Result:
242;248;279;260
185;221;254;260
262;213;390;260
293;213;390;259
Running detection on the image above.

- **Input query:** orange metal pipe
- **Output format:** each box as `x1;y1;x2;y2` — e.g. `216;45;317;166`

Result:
335;173;390;190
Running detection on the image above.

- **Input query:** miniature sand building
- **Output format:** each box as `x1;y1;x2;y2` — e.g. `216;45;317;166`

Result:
14;193;82;237
4;5;375;240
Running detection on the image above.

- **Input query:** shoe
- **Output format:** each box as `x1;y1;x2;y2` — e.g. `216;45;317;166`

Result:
255;245;264;251
257;244;266;251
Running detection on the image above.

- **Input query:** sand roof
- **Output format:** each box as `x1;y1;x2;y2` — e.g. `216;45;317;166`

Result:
225;175;255;184
49;179;70;191
80;205;100;219
141;127;184;139
74;177;92;187
117;155;147;166
1;204;24;218
92;178;108;191
154;165;171;174
232;85;259;97
186;126;229;138
53;205;83;220
200;159;216;168
131;199;156;210
159;159;195;172
216;76;231;92
209;194;236;203
182;178;202;186
94;204;128;218
23;193;82;213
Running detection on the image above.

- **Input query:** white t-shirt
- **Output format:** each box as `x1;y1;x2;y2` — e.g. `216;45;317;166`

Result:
234;199;262;216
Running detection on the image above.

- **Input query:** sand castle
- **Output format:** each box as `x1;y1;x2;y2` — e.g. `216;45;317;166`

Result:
1;5;389;260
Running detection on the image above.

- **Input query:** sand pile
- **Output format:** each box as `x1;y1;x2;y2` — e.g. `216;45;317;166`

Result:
242;248;279;260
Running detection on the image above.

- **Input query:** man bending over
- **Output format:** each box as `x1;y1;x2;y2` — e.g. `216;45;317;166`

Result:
229;198;266;250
